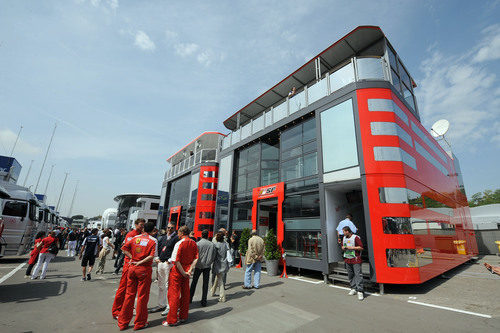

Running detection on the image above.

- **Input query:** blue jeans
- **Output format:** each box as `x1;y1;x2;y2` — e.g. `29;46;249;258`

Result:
244;262;261;288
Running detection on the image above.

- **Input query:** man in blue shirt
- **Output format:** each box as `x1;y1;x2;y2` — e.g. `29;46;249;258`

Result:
79;228;102;281
336;214;357;244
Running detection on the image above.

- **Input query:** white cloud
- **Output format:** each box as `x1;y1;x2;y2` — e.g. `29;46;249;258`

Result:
134;31;156;51
418;27;500;148
0;128;42;155
165;29;178;42
174;43;199;57
473;24;500;63
76;0;118;12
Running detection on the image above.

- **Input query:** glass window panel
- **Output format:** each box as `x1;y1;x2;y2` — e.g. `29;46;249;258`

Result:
281;124;302;151
283;195;301;218
399;61;412;89
216;155;232;206
386;249;432;267
285;218;321;230
391;69;401;93
303;140;317;154
261;169;279;186
282;146;302;160
382;217;412;234
253;114;265;133
289;90;306;114
285;180;305;193
265;110;273;126
201;150;216;162
283;230;322;259
357;57;384;80
222;135;231;149
273;101;287;122
320;99;358;172
236;174;246;193
371;122;413;147
246;171;259;190
330;62;355;93
308;78;328;104
402;83;415;110
373;146;417;169
241;122;251;140
428;221;455;236
411;219;428;235
301;193;320;217
302;118;316;143
388;47;398;71
238;148;248;166
281;157;302;181
233;202;253;221
232;128;241;144
247;144;260;163
415;141;448;176
303;152;318;177
261;141;279;160
246;161;259;173
411;122;448;163
261;160;279;169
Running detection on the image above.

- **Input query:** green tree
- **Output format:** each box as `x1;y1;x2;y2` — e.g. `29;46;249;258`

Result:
468;189;500;207
264;229;281;260
238;228;251;256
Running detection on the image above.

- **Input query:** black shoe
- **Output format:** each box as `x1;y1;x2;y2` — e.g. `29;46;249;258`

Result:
201;301;207;307
148;306;164;313
87;273;91;280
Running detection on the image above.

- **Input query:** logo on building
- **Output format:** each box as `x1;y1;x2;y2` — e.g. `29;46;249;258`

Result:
258;185;277;197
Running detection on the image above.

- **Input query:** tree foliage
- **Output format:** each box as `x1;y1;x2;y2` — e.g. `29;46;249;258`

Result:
238;228;251;256
468;189;500;207
264;229;281;260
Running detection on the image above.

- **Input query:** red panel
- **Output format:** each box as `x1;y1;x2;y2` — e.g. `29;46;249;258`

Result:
356;88;477;284
251;183;285;248
169;206;182;229
193;165;219;238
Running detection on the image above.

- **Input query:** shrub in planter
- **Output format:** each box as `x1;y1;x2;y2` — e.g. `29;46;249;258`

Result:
238;228;251;267
264;229;281;276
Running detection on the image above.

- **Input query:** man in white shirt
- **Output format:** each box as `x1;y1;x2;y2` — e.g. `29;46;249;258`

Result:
336;214;357;244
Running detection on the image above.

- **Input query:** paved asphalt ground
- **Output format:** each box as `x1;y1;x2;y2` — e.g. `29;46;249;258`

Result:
0;254;499;333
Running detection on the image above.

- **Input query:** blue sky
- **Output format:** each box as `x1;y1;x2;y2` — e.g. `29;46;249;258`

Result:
0;0;499;217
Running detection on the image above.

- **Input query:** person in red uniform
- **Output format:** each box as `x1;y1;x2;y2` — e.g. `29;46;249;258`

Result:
163;226;199;327
117;221;158;331
111;218;145;319
25;231;46;278
31;230;59;280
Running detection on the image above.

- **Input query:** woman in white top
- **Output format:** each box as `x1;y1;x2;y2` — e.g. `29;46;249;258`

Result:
96;230;114;274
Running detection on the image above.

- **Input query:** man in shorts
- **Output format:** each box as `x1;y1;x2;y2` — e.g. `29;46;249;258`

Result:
79;228;102;281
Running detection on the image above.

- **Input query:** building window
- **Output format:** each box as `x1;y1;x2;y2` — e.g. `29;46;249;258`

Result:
283;192;320;218
203;170;216;178
197;224;214;232
320;99;358;173
428;221;455;235
280;118;317;182
201;194;215;201
198;212;214;219
283;230;322;260
386;249;432;267
150;202;159;210
202;182;216;190
373;146;417;169
379;187;423;207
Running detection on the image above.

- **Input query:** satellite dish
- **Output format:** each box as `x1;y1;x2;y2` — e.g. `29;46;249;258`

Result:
431;119;449;138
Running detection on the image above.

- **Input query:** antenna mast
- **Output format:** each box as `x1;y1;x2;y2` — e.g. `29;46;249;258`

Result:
10;126;23;156
34;123;57;194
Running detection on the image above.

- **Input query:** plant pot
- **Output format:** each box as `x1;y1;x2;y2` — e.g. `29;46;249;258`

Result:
265;259;279;276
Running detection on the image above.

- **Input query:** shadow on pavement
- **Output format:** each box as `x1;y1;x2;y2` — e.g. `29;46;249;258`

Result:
51;257;76;263
256;281;283;289
0;281;67;303
148;306;233;328
385;261;474;295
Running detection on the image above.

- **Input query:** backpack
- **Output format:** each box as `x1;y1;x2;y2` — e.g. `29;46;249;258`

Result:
48;242;59;255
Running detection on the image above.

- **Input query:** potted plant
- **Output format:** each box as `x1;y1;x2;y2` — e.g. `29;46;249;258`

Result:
264;229;281;276
238;228;251;268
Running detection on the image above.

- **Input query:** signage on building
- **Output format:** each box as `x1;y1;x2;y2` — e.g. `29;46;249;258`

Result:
257;185;277;199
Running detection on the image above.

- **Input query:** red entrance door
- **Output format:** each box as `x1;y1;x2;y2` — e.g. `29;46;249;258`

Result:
251;182;285;248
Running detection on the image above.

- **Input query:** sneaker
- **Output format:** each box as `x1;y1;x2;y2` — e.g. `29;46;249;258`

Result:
242;286;251;289
162;320;179;327
148;306;164;313
357;292;364;301
112;272;117;275
133;322;149;331
87;273;91;280
24;275;30;279
81;277;86;282
160;308;169;316
348;289;356;296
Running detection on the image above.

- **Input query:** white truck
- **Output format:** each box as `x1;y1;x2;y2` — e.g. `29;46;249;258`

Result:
0;181;39;257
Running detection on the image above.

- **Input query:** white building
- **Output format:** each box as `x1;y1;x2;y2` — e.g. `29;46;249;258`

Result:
126;196;160;229
101;208;118;229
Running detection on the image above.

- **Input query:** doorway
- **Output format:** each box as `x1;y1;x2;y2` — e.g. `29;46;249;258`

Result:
324;181;369;266
257;199;278;238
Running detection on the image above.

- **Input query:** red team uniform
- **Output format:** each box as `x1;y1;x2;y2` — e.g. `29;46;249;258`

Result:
111;229;141;318
166;236;199;325
117;233;157;330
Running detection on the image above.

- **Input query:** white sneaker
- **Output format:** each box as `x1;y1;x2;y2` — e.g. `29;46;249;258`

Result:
161;308;169;316
348;289;356;296
357;292;364;300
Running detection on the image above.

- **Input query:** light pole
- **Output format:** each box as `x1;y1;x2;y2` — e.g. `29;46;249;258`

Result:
56;172;69;212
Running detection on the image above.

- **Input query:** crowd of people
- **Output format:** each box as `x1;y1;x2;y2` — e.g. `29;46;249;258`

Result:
24;213;367;329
